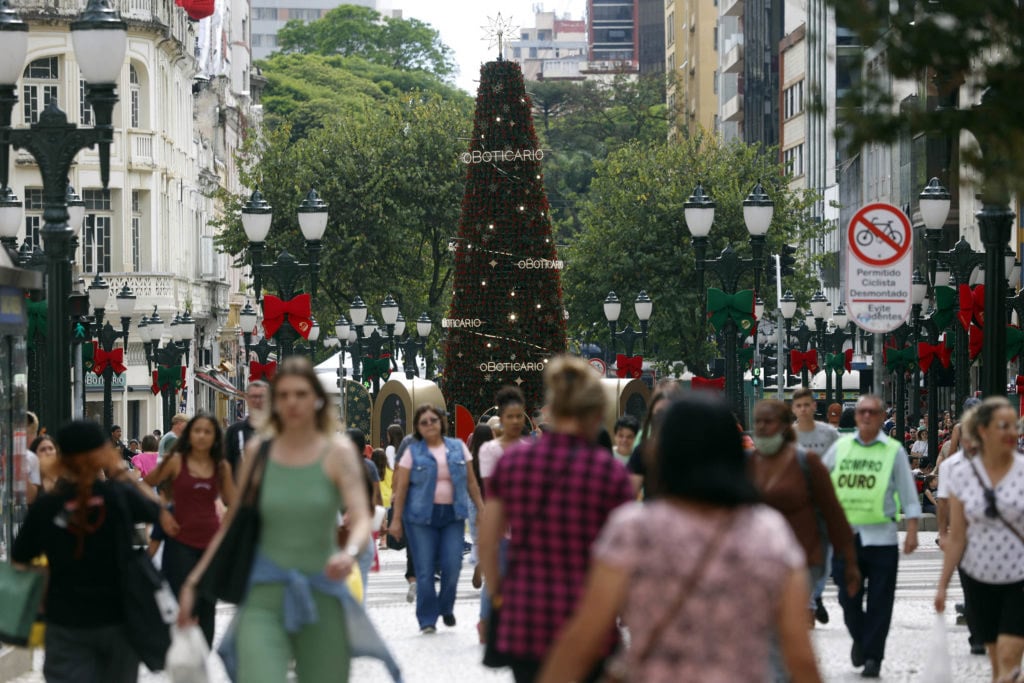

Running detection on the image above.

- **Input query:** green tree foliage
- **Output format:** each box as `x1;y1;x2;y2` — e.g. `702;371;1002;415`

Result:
212;95;472;349
563;134;827;375
525;73;669;233
257;53;468;138
829;0;1024;197
276;4;455;77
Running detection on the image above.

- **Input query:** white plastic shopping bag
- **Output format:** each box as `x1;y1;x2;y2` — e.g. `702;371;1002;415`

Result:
919;613;953;683
166;624;211;683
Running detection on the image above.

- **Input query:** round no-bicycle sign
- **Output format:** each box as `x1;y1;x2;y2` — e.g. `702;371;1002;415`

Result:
847;203;912;267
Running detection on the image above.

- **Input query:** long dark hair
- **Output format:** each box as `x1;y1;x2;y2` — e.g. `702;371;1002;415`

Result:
171;412;224;467
654;394;758;506
469;423;494;487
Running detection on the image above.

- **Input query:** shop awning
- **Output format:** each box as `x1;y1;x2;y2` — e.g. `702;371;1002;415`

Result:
194;371;245;399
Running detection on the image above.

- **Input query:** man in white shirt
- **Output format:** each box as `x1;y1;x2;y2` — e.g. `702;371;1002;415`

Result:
822;394;921;679
24;411;41;504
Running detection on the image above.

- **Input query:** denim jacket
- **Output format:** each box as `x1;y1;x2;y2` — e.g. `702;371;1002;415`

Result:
403;437;470;525
216;552;403;682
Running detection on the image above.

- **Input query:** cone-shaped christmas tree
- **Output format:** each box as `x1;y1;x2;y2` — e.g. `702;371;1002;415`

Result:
443;59;567;417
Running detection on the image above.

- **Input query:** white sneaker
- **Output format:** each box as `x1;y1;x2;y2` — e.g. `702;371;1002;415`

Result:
406;581;416;603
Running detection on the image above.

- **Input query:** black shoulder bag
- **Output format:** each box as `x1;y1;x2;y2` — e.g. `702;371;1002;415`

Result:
109;482;177;672
197;439;272;604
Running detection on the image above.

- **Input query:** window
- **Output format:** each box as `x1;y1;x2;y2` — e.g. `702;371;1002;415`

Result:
784;80;804;119
129;65;140;128
713;26;718;51
252;7;276;20
252;34;277;48
666;12;675;46
513;47;521;59
24;189;43;249
23;57;58;125
82;189;112;274
784;145;805;177
713;69;719;94
131;191;142;271
79;79;93;125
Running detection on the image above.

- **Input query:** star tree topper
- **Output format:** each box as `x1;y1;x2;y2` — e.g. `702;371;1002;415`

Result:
482;13;519;60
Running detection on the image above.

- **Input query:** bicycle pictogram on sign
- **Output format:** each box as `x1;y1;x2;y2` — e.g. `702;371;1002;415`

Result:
847;204;912;267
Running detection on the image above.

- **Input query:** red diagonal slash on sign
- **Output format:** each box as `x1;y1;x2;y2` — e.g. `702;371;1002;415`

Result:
857;215;901;252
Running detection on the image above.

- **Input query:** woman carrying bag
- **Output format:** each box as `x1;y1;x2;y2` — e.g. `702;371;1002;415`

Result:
12;420;172;683
177;357;401;682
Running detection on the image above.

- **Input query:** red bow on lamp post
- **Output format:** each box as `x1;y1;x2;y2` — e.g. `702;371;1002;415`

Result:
958;284;985;330
92;344;127;375
249;360;277;382
789;349;819;373
615;354;643;379
969;325;984;360
262;294;313;339
174;0;215;20
691;376;726;391
1016;376;1024;416
917;342;952;373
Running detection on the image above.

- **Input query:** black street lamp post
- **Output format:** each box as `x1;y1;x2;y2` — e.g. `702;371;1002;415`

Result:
822;305;855;405
602;291;654;375
684;182;774;422
399;312;433;379
810;290;831;402
239;300;258;371
139;307;193;431
0;0;127;431
241;189;328;358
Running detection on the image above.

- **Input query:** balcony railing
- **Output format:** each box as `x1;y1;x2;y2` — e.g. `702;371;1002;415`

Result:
17;0;193;52
100;273;229;321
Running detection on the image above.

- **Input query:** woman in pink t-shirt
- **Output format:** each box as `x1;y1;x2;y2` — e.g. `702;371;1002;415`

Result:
538;394;821;683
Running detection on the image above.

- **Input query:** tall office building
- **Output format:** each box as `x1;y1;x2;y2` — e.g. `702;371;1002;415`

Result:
588;0;639;72
718;0;783;145
665;0;718;133
637;0;665;75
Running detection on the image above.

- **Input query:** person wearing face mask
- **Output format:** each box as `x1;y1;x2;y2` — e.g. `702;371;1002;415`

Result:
749;400;860;652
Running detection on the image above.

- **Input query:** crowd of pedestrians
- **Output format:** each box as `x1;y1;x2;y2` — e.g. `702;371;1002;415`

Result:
8;353;1024;682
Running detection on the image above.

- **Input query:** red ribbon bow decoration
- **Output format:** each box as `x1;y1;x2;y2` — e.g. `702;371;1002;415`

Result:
1016;376;1024;417
249;360;277;382
262;294;313;340
691;376;726;391
92;344;126;376
615;354;643;379
789;349;819;373
969;324;983;360
917;342;952;373
958;284;985;330
174;0;215;21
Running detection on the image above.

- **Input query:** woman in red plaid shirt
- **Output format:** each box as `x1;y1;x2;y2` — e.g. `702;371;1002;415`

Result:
479;355;635;682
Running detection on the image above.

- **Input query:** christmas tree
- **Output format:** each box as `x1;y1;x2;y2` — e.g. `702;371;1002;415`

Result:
442;58;567;417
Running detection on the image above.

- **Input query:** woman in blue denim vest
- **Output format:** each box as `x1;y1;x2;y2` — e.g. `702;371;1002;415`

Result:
389;404;485;633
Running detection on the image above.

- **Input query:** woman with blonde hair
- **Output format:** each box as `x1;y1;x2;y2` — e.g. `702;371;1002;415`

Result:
177;357;396;682
479;355;635;682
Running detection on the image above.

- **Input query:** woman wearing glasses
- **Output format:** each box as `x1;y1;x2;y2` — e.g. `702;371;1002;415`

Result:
389;404;485;633
935;396;1024;681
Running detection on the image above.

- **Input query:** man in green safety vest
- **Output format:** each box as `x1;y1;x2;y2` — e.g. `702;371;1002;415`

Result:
822;394;921;679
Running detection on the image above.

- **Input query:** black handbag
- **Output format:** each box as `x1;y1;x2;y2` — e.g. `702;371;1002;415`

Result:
385;506;406;550
110;483;177;672
197;440;271;604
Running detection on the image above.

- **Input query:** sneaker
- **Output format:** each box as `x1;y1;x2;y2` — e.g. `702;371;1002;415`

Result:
443;614;456;627
814;596;829;625
970;642;987;656
851;642;865;668
420;626;436;635
861;659;880;678
406;581;417;603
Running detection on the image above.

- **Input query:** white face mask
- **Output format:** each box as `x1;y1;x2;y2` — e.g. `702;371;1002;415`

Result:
753;432;786;456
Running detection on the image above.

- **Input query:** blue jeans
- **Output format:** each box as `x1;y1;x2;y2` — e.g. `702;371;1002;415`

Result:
357;543;374;598
404;504;463;629
832;536;899;662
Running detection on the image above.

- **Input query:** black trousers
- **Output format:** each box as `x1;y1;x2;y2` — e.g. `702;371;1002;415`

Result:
43;623;139;683
161;537;215;646
832;536;899;662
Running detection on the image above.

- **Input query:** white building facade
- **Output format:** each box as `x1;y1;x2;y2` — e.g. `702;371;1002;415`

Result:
9;0;257;437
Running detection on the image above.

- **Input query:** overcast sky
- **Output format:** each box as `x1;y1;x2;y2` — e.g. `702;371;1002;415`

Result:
405;0;585;94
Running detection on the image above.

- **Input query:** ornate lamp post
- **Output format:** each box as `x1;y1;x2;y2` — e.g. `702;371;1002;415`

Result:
0;0;126;430
684;182;773;421
239;300;258;371
241;189;328;358
810;290;831;399
821;304;855;405
141;307;192;430
603;290;653;377
87;282;134;433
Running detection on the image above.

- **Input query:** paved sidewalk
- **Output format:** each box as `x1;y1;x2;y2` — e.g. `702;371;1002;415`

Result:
5;532;995;682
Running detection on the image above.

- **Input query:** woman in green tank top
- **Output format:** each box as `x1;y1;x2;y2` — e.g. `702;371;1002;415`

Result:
178;358;373;682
